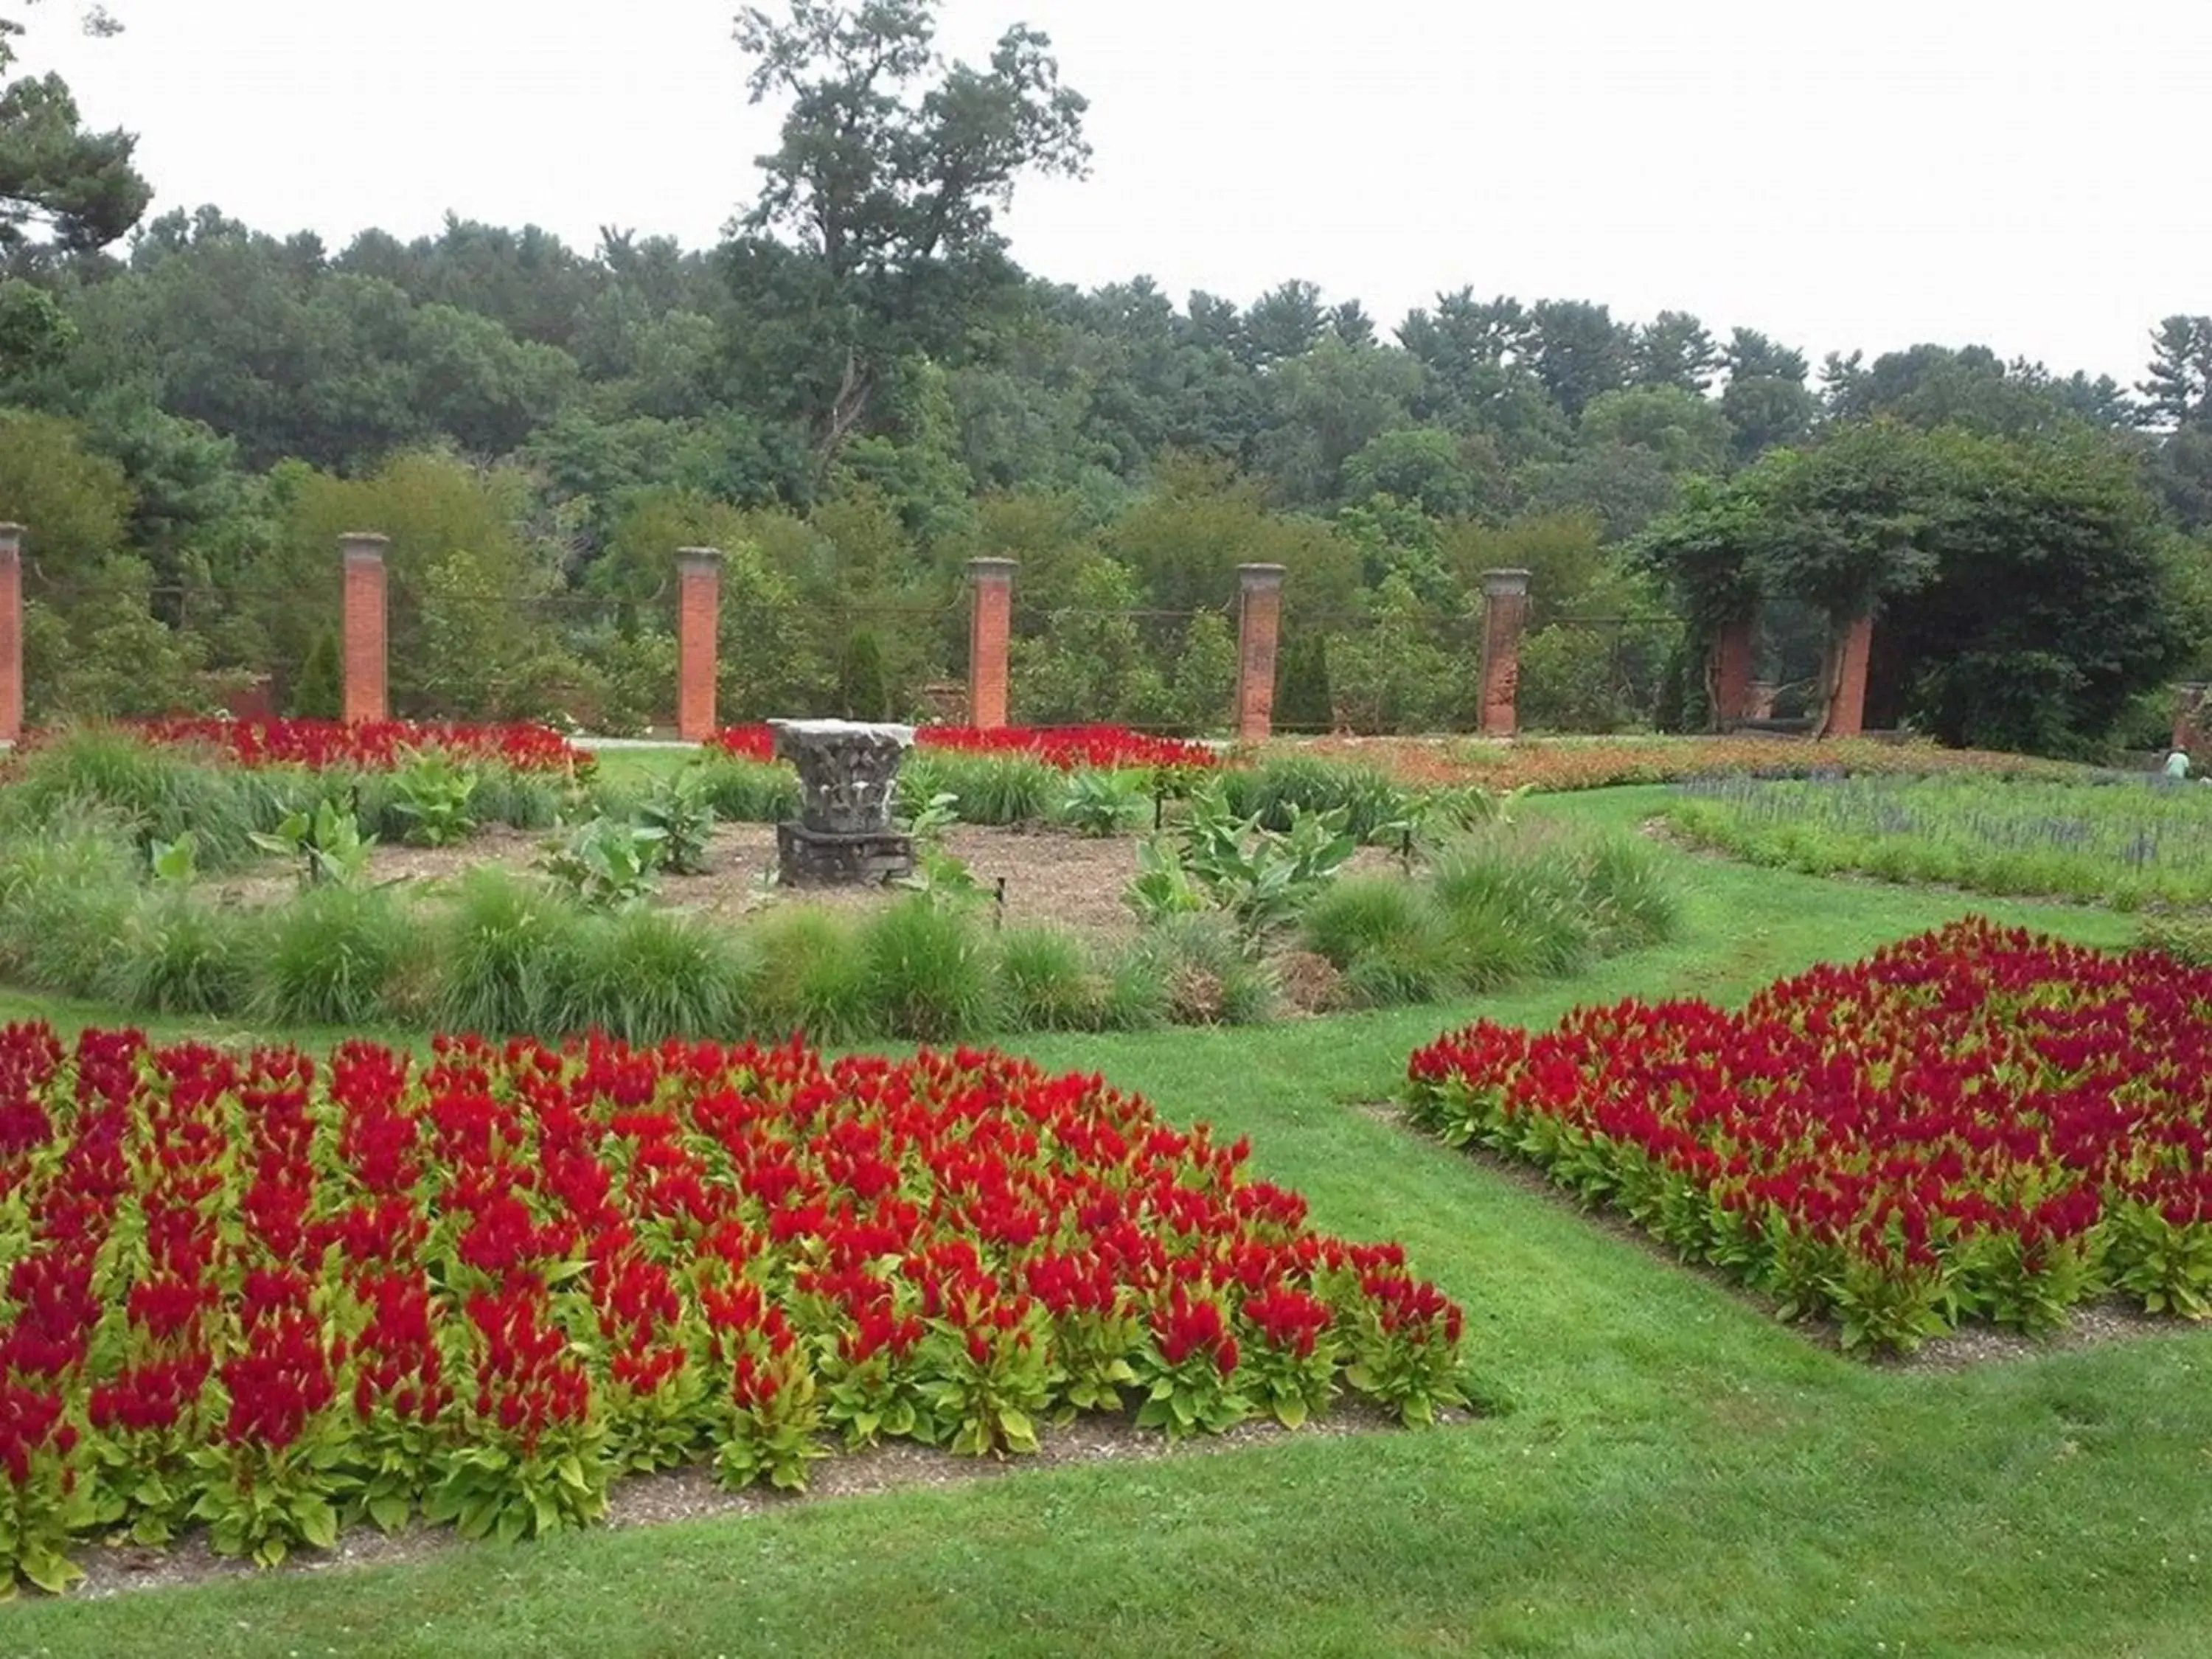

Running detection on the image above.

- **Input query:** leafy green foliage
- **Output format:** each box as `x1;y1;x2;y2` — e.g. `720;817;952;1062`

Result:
540;817;666;911
389;746;479;847
637;765;717;874
248;799;378;890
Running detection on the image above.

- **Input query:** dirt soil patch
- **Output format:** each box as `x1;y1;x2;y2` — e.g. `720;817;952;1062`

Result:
215;824;1404;946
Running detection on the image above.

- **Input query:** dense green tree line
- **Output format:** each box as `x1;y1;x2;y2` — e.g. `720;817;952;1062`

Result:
0;0;2201;754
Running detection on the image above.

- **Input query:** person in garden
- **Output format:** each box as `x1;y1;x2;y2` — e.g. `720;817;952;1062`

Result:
2166;748;2192;780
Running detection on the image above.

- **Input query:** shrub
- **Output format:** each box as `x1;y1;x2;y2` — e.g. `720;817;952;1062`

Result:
389;748;479;847
255;886;412;1028
862;896;998;1041
1222;756;1414;844
541;817;666;911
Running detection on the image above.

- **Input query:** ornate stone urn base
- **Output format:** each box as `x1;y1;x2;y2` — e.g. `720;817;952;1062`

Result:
770;719;917;887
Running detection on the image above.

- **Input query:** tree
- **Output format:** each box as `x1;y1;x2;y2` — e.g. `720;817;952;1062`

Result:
1638;420;2182;754
2140;316;2212;431
1719;327;1815;462
731;0;1088;465
1521;299;1631;422
1632;310;1719;394
1340;426;1500;521
1579;386;1732;476
0;4;149;269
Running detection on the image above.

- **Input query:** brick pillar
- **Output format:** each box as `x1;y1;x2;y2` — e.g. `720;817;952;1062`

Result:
1478;568;1531;738
1710;616;1756;729
340;532;389;726
1823;612;1875;740
677;546;723;742
967;557;1016;731
0;524;21;745
1235;564;1287;745
2175;684;2212;759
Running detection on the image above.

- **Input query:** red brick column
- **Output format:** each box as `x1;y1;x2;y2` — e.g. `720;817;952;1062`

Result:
677;546;723;742
1235;563;1286;745
341;532;389;726
0;524;21;745
1709;616;1756;729
1478;568;1531;738
1823;612;1875;740
2174;684;2212;759
967;557;1016;731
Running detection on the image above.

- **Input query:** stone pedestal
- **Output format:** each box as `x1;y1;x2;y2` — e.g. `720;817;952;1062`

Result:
771;719;917;886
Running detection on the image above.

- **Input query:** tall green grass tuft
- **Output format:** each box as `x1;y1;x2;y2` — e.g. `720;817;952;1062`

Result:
431;869;585;1037
862;896;998;1040
4;728;262;867
748;907;874;1044
1300;877;1464;1008
562;908;749;1044
900;753;1057;827
0;815;142;995
1127;914;1278;1026
994;925;1106;1031
254;886;411;1028
1576;835;1680;950
697;757;802;824
1429;834;1598;985
108;892;255;1015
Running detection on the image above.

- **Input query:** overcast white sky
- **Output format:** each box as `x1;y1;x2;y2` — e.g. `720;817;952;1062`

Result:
26;1;2212;384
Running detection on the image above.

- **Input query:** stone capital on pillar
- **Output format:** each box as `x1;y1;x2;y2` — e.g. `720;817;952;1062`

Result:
967;557;1017;731
0;524;21;745
1478;568;1531;739
340;532;389;726
677;547;724;742
1235;565;1287;745
1481;568;1530;602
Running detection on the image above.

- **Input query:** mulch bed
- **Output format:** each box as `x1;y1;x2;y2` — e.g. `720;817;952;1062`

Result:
215;824;1405;944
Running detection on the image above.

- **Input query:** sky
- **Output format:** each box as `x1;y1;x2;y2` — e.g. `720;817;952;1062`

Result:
24;0;2212;386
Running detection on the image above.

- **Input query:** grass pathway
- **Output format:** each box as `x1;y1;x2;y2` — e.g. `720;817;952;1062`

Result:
5;790;2199;1657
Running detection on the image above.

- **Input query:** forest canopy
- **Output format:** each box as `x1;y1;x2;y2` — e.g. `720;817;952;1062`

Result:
0;0;2203;757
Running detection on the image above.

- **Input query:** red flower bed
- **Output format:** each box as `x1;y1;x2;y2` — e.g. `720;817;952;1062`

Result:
126;718;584;773
1407;919;2212;1354
709;724;1219;771
0;1026;1461;1590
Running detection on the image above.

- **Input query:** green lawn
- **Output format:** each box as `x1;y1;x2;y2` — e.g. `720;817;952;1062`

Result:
7;790;2200;1657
